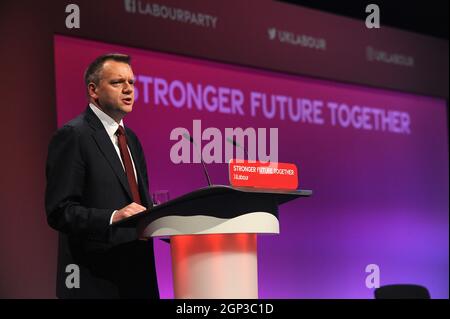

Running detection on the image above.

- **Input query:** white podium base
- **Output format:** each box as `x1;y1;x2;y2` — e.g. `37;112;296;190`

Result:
170;233;258;299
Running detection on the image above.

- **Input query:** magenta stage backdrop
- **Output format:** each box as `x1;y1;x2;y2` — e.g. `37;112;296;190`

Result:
54;35;448;298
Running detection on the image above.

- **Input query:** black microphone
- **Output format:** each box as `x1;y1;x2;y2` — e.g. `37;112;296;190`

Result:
226;136;250;161
183;133;212;187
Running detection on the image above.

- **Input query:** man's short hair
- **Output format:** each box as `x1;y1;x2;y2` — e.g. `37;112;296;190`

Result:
84;53;131;87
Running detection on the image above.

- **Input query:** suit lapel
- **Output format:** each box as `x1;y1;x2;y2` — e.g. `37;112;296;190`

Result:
85;107;133;202
93;130;134;201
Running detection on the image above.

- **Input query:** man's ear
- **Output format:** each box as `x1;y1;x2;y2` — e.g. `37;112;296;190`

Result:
88;83;98;99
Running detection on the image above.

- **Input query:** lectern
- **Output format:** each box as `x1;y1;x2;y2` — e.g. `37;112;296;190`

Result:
115;185;312;299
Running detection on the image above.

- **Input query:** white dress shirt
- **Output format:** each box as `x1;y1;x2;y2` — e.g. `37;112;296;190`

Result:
89;103;139;224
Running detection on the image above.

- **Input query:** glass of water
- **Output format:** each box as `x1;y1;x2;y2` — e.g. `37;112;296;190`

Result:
152;190;170;206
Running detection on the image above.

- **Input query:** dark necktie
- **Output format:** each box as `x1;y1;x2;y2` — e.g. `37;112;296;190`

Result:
115;126;142;204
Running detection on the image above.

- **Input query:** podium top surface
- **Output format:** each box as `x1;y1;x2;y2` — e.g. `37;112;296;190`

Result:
114;185;312;229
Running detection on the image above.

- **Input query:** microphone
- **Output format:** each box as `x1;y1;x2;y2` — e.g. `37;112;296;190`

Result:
183;133;212;187
226;136;250;161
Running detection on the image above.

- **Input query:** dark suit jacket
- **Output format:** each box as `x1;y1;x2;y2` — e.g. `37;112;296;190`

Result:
45;106;159;299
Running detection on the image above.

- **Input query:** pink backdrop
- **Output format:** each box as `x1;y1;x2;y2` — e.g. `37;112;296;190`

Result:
54;35;448;298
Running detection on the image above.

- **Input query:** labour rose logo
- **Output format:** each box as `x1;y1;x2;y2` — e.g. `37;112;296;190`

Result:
124;0;136;13
267;27;277;40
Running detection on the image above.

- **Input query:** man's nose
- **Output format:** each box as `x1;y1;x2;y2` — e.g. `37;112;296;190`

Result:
123;82;133;93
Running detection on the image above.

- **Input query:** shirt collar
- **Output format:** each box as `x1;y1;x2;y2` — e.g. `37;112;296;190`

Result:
89;103;124;138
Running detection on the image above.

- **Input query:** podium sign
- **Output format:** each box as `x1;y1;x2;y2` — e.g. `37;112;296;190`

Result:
229;160;299;190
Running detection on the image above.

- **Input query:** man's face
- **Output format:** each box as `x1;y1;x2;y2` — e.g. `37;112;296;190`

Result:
89;60;135;121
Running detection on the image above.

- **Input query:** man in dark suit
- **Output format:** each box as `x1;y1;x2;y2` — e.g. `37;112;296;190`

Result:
45;53;159;298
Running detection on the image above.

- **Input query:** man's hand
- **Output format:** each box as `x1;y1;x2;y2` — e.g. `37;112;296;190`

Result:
112;202;146;223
